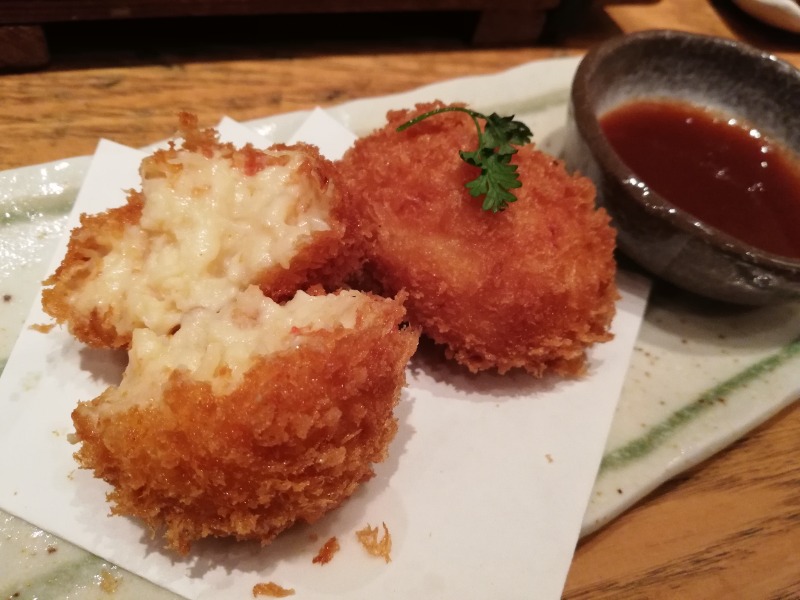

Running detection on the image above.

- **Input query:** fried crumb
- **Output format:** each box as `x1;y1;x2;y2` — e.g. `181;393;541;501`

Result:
46;545;57;554
98;569;120;593
356;522;392;563
30;322;55;334
3;294;11;302
252;582;295;597
312;536;340;565
545;453;554;463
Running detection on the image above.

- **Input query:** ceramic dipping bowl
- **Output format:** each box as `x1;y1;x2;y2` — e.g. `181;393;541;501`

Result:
563;29;800;305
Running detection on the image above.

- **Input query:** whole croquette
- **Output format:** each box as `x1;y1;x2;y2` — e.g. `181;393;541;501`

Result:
337;101;618;376
71;286;418;554
43;113;361;349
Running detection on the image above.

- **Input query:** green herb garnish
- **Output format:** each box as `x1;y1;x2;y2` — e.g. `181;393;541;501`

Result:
397;106;533;213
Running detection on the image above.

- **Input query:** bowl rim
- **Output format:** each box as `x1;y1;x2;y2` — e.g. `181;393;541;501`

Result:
570;28;800;273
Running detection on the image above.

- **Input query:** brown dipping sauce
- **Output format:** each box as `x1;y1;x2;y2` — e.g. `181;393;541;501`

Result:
600;99;800;260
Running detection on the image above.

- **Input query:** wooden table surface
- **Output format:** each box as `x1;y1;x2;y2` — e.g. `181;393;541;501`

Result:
2;1;799;597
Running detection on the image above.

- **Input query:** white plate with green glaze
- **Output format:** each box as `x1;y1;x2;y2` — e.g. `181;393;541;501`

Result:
1;56;798;599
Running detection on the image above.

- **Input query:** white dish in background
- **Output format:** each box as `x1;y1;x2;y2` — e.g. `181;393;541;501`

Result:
1;56;798;599
731;0;800;33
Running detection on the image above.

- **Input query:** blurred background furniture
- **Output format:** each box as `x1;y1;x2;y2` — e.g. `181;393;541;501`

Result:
0;0;567;70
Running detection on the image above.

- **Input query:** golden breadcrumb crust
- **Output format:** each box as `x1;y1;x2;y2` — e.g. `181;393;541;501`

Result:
337;102;618;376
42;192;145;348
71;294;418;555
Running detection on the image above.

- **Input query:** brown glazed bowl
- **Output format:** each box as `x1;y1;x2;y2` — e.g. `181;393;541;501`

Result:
563;29;800;305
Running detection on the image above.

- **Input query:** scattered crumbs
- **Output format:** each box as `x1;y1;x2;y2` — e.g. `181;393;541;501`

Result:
52;430;60;437
312;536;340;565
681;338;688;344
98;569;120;594
10;592;20;598
718;397;727;405
617;488;623;495
545;453;554;464
47;545;57;554
356;522;392;563
29;322;55;334
252;582;295;598
644;371;651;378
595;491;602;497
3;294;11;302
67;470;75;481
659;400;666;406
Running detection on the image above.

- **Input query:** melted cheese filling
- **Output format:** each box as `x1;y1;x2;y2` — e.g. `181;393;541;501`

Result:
72;149;332;335
110;287;362;409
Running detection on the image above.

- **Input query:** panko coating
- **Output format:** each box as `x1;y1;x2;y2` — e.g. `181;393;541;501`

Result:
337;102;618;376
72;286;418;554
43;113;360;349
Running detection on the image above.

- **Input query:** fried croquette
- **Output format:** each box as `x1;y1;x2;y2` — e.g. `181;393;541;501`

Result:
71;286;418;554
337;102;618;376
43;113;360;349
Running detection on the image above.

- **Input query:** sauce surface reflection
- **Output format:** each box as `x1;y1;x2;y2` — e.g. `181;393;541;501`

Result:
600;100;800;260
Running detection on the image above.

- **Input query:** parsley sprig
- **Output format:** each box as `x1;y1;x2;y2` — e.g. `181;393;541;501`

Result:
396;106;533;212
